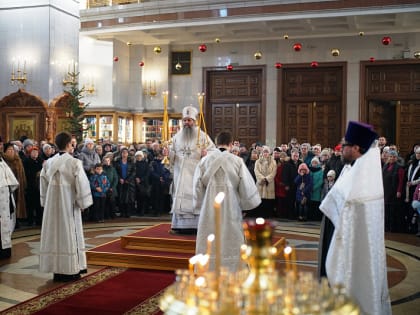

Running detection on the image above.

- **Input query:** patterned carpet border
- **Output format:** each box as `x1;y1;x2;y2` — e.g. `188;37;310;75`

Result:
123;290;165;315
1;267;126;315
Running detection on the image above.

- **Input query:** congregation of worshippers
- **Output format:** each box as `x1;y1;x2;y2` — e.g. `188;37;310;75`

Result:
0;131;419;235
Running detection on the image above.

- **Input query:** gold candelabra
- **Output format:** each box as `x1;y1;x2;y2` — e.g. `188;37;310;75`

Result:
143;80;157;96
196;92;209;148
160;214;360;315
161;91;171;165
10;60;27;85
63;62;79;86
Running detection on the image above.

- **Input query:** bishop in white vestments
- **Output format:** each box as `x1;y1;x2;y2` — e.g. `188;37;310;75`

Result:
167;106;215;233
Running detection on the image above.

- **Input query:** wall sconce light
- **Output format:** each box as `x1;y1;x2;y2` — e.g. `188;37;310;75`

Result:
10;60;27;85
63;61;79;86
83;83;96;95
143;80;157;97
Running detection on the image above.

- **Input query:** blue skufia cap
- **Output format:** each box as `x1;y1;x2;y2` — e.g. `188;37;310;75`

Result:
344;121;377;151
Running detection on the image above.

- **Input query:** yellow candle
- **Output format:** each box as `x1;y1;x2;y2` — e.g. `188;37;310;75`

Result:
206;234;215;257
284;246;292;274
189;255;199;275
291;246;298;276
214;192;225;276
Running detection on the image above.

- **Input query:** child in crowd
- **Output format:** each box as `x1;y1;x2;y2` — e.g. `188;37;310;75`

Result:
294;163;312;221
321;170;336;200
89;163;110;222
150;150;172;216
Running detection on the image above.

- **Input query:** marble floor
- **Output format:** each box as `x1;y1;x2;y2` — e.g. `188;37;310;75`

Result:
0;216;419;314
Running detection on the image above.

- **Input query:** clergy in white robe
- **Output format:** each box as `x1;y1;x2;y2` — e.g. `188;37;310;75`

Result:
167;106;215;232
0;157;19;258
193;131;261;271
39;132;93;278
320;121;391;315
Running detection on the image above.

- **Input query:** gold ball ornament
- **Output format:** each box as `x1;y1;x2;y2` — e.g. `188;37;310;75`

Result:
414;51;420;59
254;51;262;60
215;38;221;43
175;62;182;70
283;34;289;40
154;46;162;54
359;31;364;36
331;48;340;57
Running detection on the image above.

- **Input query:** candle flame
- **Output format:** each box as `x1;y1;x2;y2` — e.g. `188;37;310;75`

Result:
215;192;225;204
256;217;265;225
207;234;215;242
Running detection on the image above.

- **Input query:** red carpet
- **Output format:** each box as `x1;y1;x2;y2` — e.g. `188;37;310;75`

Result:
1;267;175;315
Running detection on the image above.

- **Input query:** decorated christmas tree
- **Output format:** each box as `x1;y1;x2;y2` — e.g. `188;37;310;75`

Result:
63;66;89;143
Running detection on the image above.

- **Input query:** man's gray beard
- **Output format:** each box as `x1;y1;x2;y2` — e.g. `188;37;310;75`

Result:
181;125;197;143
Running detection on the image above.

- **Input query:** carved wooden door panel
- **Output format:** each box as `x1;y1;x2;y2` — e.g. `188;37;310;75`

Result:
367;100;396;143
399;100;420;154
285;101;341;147
280;64;345;148
211;102;260;146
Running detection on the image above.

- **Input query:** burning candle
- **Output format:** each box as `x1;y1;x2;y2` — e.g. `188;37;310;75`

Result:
284;246;292;274
206;234;215;257
189;255;199;275
291;246;298;276
214;192;225;276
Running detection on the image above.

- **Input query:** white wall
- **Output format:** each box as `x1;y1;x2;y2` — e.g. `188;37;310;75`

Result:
79;32;420;143
0;1;79;103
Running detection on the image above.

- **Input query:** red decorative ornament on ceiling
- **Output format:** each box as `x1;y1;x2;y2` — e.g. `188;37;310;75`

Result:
311;61;319;68
369;57;375;62
113;56;119;62
199;44;207;52
382;36;391;45
226;64;233;71
275;62;282;69
139;61;144;67
293;43;302;51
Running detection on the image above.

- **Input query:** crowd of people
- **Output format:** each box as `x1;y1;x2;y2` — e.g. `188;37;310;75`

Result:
0;109;419;260
0;126;419;238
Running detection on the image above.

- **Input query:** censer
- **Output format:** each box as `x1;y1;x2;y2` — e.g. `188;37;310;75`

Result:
160;216;360;315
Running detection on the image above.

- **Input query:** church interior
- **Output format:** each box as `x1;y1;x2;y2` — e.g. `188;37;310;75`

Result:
0;1;419;314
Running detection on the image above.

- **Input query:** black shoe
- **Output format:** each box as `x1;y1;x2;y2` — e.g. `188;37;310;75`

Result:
53;273;81;282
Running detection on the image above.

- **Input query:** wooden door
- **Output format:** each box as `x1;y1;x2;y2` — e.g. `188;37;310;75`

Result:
361;60;420;157
284;100;342;146
211;102;260;146
398;100;420;155
205;66;265;147
367;100;396;144
279;63;346;148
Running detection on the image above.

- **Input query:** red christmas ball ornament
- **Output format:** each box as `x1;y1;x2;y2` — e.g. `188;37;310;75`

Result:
311;61;319;68
226;64;233;71
382;36;391;46
275;62;282;69
293;43;302;51
113;56;119;62
138;61;145;67
199;44;207;52
369;57;375;62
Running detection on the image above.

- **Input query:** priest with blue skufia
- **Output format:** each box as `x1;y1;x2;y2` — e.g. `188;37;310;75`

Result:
318;121;391;315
